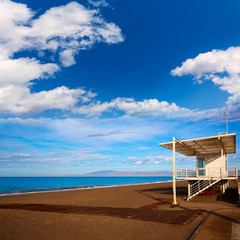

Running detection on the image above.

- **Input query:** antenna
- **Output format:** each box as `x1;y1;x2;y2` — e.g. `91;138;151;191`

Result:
219;112;229;136
226;111;228;134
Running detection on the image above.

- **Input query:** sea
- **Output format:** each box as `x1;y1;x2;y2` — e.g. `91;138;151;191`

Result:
0;177;172;196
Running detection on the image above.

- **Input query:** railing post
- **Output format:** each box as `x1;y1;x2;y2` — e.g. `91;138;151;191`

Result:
235;166;238;178
186;168;188;178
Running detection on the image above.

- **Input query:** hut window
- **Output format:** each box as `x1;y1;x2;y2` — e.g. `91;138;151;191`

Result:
198;158;205;176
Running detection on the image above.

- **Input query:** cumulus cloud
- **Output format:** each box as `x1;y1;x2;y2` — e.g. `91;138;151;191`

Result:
0;0;124;114
75;97;192;118
0;57;59;87
171;46;240;107
0;0;124;58
59;49;76;67
0;86;94;114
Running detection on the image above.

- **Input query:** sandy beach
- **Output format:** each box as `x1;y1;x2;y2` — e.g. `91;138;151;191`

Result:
0;180;240;240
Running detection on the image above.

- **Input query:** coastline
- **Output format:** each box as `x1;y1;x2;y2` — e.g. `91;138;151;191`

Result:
0;180;173;197
0;176;172;197
0;180;239;240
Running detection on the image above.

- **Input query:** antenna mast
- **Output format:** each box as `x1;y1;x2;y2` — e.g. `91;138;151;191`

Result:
226;112;228;134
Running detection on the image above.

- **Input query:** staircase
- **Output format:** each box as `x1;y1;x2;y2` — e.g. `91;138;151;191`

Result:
187;179;221;200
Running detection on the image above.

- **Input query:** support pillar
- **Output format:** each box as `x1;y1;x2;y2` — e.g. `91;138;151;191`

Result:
172;137;177;205
187;181;190;200
222;182;225;193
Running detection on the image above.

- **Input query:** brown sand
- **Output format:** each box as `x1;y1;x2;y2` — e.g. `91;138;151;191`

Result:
0;181;240;240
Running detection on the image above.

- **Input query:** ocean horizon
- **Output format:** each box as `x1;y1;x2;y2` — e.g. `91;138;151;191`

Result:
0;176;172;196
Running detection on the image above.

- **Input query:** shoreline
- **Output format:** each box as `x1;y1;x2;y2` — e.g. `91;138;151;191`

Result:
0;179;173;197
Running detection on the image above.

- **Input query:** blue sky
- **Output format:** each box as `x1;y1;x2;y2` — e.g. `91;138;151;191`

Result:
0;0;240;176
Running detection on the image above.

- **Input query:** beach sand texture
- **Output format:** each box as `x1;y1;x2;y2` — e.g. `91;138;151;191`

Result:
0;181;240;240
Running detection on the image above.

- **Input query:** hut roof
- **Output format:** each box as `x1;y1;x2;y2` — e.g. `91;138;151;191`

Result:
159;133;236;156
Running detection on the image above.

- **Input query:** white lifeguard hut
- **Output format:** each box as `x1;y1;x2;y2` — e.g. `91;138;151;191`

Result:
159;133;237;204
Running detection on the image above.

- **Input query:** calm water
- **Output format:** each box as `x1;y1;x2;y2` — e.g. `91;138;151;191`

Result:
0;177;172;196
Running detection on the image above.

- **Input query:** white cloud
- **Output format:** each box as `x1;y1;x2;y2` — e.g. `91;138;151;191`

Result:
171;46;240;107
59;49;76;67
75;97;192;117
0;150;110;167
125;155;195;165
0;0;124;115
0;85;93;114
88;0;109;8
125;155;166;165
0;57;59;87
2;117;43;125
0;1;124;57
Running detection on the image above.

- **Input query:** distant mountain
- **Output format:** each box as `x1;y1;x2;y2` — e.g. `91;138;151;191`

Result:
83;170;172;177
84;170;118;176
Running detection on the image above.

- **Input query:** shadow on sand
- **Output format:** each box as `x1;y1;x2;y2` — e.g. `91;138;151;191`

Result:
137;185;240;225
140;184;239;204
0;203;201;225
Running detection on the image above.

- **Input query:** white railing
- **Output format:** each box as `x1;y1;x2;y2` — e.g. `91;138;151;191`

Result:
176;168;196;178
228;166;238;177
176;166;238;179
188;179;221;200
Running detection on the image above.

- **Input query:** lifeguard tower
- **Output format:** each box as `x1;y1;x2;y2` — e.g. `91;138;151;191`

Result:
159;133;237;204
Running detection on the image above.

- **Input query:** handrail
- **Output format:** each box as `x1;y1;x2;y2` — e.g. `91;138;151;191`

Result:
188;179;221;200
176;166;237;179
